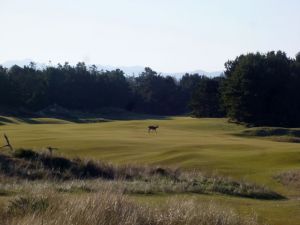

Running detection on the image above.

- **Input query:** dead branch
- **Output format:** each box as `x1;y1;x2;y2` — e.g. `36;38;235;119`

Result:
0;134;13;151
47;146;58;156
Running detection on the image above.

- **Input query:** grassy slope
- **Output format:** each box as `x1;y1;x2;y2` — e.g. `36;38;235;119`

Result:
1;116;300;224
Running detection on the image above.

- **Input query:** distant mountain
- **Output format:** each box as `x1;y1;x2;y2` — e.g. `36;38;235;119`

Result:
96;65;222;78
96;65;146;76
169;70;223;78
0;59;223;78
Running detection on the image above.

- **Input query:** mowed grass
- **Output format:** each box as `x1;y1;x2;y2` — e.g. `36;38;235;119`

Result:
1;116;300;224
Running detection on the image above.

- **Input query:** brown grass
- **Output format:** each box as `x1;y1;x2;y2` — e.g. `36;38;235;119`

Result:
1;189;259;225
275;170;300;187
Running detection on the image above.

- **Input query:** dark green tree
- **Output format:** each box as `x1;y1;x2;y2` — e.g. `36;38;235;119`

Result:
222;51;299;126
190;77;224;117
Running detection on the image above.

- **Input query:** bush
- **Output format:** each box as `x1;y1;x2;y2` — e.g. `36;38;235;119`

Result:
7;196;49;216
13;149;39;160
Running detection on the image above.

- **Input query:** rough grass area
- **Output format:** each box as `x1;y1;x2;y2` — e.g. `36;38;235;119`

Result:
0;190;259;225
239;127;300;143
239;127;300;137
275;170;300;188
122;176;284;200
0;149;284;200
1;149;180;181
269;136;300;143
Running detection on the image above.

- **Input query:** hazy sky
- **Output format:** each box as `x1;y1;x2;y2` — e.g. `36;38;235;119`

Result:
0;0;299;72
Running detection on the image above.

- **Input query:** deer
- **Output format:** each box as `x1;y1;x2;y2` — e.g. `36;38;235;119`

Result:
148;125;159;133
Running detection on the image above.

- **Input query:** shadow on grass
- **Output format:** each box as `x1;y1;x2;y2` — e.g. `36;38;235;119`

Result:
0;116;17;124
0;104;180;125
234;127;300;143
1;114;173;125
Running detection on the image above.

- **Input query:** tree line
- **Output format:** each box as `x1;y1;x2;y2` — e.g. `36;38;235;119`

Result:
0;62;223;116
0;50;300;127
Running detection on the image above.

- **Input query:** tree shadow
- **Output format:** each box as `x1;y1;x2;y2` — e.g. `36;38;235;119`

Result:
0;116;17;124
15;118;43;124
0;106;175;125
0;114;173;125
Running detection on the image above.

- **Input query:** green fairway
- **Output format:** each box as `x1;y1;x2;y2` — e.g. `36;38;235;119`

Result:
1;116;300;224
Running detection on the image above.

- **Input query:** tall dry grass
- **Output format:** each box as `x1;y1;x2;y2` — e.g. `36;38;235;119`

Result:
1;189;260;225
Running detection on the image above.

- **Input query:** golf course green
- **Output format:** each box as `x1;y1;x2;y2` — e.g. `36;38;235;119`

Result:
0;116;299;225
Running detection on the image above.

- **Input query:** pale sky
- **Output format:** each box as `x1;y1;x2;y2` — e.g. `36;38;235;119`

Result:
0;0;299;72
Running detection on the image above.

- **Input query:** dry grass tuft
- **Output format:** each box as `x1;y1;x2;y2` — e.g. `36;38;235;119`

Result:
275;170;300;187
